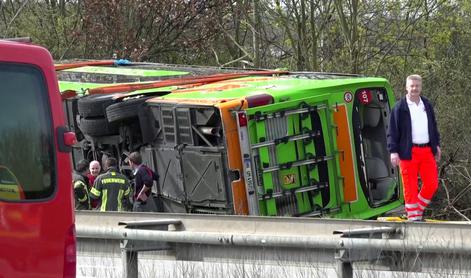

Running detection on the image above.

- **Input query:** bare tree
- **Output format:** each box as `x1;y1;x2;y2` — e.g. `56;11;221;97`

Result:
266;0;334;71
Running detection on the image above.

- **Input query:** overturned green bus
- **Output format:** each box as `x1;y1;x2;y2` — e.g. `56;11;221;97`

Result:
59;62;402;219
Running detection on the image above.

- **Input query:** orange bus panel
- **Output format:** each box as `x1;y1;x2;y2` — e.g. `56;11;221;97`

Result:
333;105;357;202
217;99;249;215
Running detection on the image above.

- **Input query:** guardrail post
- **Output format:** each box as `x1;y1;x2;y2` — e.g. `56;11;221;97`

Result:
117;219;182;278
121;240;138;278
333;227;401;278
335;249;353;278
337;260;353;278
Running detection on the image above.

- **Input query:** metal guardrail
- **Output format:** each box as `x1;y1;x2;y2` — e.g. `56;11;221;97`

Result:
76;211;471;278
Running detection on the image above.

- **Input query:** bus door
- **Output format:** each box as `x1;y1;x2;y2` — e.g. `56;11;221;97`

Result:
237;94;341;217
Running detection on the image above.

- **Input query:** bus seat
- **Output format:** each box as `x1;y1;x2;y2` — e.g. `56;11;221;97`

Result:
365;157;394;201
362;107;381;129
365;157;388;179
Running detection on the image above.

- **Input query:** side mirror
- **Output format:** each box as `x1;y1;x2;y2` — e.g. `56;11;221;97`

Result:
64;132;77;146
57;126;76;152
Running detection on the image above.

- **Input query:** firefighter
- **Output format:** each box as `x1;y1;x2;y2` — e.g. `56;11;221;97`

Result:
89;157;131;212
73;159;91;210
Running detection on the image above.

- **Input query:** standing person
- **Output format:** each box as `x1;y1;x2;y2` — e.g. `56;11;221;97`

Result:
128;152;158;212
87;160;101;209
89;157;131;212
72;159;91;210
387;74;441;221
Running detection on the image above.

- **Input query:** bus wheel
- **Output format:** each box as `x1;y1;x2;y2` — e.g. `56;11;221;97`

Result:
78;94;117;118
79;117;119;136
106;96;151;123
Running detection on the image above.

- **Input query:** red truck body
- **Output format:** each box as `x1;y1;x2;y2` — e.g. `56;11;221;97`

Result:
0;40;76;277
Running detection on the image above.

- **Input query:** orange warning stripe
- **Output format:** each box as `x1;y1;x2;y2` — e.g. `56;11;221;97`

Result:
55;60;115;71
333;104;357;202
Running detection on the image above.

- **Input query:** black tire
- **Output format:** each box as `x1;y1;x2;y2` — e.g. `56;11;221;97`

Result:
106;96;151;123
79;117;119;136
78;94;117;118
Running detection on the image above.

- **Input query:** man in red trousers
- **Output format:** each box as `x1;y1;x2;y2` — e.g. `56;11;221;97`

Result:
388;74;441;221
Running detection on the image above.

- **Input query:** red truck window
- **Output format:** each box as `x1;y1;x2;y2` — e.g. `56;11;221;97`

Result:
0;63;55;201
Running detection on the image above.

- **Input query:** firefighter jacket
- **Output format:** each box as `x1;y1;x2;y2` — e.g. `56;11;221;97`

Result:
89;168;131;211
73;171;91;210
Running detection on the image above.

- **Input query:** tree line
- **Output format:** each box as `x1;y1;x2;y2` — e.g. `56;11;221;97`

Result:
1;0;470;220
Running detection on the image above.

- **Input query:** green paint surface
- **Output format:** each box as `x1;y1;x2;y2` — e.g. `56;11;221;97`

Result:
162;76;387;101
59;81;174;95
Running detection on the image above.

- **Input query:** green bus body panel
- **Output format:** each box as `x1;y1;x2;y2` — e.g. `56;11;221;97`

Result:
58;81;175;95
244;95;341;217
161;76;388;101
59;81;108;93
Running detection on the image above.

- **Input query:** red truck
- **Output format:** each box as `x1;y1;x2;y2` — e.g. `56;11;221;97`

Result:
0;39;76;277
